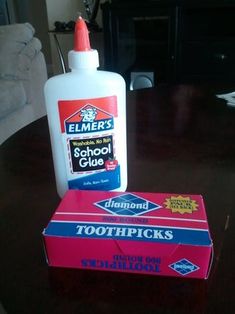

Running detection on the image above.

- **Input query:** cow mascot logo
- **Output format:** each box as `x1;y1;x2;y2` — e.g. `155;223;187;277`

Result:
80;106;97;122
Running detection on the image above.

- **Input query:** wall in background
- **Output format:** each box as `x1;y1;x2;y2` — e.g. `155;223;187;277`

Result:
45;0;105;75
7;0;52;74
6;0;106;75
45;0;83;74
45;0;85;30
46;0;104;30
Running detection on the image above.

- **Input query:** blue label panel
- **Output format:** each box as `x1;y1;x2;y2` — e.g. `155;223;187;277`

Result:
65;118;114;134
169;258;199;276
68;165;121;190
95;193;161;216
45;221;211;246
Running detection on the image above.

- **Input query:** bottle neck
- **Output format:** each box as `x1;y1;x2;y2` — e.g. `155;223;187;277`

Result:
68;49;99;71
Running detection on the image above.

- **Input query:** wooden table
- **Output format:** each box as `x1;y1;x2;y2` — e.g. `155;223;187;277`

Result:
0;85;234;313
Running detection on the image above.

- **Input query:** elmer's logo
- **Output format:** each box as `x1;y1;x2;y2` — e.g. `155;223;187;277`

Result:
65;104;114;134
164;195;198;214
95;193;161;216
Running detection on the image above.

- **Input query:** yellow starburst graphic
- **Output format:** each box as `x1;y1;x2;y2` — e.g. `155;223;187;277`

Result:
164;195;198;214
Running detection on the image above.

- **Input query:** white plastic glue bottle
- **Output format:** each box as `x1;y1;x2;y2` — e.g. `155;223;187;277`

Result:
44;17;127;198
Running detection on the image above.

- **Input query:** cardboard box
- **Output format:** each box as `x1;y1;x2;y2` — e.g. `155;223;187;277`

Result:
43;190;213;279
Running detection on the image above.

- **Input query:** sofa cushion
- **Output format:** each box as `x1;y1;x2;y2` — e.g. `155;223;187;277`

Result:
0;79;27;118
18;37;42;73
0;23;39;79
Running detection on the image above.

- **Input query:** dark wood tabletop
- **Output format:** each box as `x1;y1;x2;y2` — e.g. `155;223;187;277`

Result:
0;84;235;314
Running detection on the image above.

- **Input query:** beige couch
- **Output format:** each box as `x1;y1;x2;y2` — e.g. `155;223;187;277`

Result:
0;23;47;145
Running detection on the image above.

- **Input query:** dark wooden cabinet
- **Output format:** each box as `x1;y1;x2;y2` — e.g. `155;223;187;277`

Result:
178;4;235;82
101;1;235;86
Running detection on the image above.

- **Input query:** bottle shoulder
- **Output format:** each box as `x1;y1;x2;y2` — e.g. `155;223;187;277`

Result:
44;73;70;89
46;69;124;81
45;70;125;91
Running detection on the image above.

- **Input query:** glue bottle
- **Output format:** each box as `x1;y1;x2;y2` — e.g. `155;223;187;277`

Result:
44;17;127;198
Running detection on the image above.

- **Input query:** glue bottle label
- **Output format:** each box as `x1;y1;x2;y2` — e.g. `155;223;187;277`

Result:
58;95;120;190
